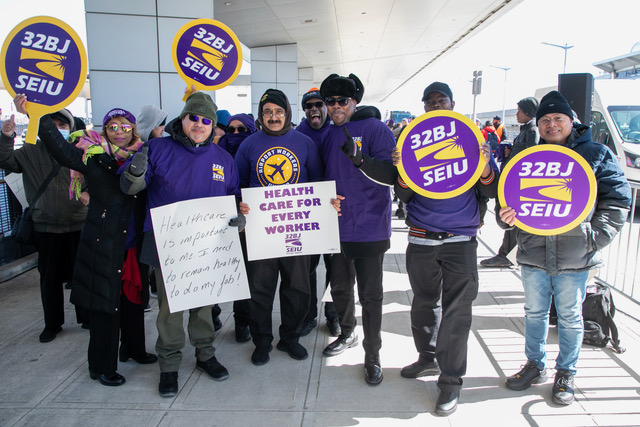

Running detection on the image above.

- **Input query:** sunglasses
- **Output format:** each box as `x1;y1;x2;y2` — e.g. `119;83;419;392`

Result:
106;123;132;133
188;114;213;125
303;101;324;110
324;97;350;107
227;125;248;133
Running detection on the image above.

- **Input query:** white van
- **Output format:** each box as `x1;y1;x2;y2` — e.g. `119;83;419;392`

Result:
536;79;640;182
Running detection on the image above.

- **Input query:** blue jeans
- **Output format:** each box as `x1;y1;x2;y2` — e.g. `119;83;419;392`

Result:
521;267;589;374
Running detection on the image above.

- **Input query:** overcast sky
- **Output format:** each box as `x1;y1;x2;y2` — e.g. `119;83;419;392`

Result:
1;0;638;120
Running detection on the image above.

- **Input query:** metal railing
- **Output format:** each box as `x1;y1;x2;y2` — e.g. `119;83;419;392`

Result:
596;180;640;305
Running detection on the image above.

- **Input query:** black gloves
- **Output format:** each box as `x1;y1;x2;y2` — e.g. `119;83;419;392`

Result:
129;146;148;177
229;213;246;232
341;127;363;167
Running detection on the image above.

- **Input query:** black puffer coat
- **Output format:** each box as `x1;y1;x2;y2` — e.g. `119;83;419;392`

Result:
38;116;146;313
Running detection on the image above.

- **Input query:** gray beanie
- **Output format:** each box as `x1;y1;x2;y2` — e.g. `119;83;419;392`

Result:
517;97;539;119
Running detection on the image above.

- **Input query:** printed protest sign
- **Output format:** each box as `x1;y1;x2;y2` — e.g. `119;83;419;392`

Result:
172;19;243;100
397;110;486;199
498;145;596;235
241;181;340;261
151;195;250;313
1;16;87;144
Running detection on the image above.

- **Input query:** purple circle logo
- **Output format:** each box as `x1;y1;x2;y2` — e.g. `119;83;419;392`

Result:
172;19;243;91
1;17;86;108
397;110;485;199
498;145;596;235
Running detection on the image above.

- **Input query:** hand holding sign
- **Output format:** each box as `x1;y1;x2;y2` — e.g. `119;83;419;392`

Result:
172;19;243;101
1;16;86;144
396;110;486;199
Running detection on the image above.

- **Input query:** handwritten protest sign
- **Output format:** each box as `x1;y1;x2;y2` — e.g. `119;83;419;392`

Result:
150;196;250;313
242;181;340;261
1;16;87;144
172;19;243;100
498;145;596;235
397;110;486;199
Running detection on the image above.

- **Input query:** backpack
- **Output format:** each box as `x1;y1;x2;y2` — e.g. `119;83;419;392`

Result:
548;282;624;353
582;282;624;353
486;131;499;152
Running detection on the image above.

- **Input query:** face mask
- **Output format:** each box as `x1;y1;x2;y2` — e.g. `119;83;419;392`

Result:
58;128;70;140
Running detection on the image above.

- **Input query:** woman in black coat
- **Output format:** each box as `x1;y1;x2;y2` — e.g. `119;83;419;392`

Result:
15;95;156;386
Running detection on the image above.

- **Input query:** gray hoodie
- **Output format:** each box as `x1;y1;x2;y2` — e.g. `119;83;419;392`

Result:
136;105;168;142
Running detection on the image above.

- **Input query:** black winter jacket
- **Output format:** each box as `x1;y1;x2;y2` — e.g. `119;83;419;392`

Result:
38;116;146;313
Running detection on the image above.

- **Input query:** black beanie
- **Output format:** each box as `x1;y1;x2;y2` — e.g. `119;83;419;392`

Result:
319;73;364;104
259;88;289;111
517;97;539;119
536;91;573;124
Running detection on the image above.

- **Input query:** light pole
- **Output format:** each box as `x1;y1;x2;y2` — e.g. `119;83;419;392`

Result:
541;42;574;74
490;65;510;126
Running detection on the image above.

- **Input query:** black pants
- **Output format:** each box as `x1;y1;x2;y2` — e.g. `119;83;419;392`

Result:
406;239;479;393
247;255;311;349
34;230;88;328
330;251;384;355
88;310;120;375
119;294;147;358
305;254;337;324
498;228;517;258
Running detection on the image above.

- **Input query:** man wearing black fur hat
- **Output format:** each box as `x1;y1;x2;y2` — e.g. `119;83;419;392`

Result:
500;91;630;406
317;73;396;386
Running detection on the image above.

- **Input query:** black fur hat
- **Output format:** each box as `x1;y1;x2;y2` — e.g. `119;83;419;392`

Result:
320;73;364;104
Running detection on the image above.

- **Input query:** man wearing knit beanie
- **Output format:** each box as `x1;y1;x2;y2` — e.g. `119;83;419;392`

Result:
234;88;324;366
500;89;631;406
121;89;246;397
481;96;539;269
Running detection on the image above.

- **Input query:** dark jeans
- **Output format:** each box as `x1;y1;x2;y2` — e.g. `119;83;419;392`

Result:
330;251;384;355
406;239;479;393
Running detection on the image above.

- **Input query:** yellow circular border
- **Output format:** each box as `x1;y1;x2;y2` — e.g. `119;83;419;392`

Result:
171;19;243;91
397;110;486;199
498;144;597;236
0;16;87;114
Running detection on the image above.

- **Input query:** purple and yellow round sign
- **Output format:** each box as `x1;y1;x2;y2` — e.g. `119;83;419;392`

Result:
1;16;87;144
498;145;597;236
172;19;242;98
397;110;486;199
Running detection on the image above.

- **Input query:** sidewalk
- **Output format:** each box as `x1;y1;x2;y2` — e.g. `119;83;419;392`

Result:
1;212;639;426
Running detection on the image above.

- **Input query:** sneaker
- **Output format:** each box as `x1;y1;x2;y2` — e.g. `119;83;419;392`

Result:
435;390;459;416
506;360;548;391
39;326;62;343
276;340;309;360
196;356;229;381
144;303;152;312
150;291;158;298
323;332;358;357
159;371;178;397
552;370;575;405
400;359;440;378
480;255;513;268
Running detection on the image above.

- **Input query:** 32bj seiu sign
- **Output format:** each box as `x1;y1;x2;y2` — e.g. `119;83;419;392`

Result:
498;145;596;236
397;111;486;199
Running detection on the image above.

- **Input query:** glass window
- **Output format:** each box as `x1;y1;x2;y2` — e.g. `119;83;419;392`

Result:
608;106;640;143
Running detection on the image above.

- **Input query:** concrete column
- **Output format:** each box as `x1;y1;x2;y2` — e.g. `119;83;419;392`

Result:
83;0;214;128
297;67;314;125
250;44;298;124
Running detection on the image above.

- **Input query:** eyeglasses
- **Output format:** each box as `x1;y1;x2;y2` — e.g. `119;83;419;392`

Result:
538;116;570;127
106;123;132;133
303;101;324;110
324;97;350;107
188;114;213;126
262;108;286;118
227;125;247;133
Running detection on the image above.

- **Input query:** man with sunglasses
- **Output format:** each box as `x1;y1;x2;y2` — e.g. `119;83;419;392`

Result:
317;73;396;386
394;82;497;416
121;91;248;397
235;88;324;366
296;88;341;338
